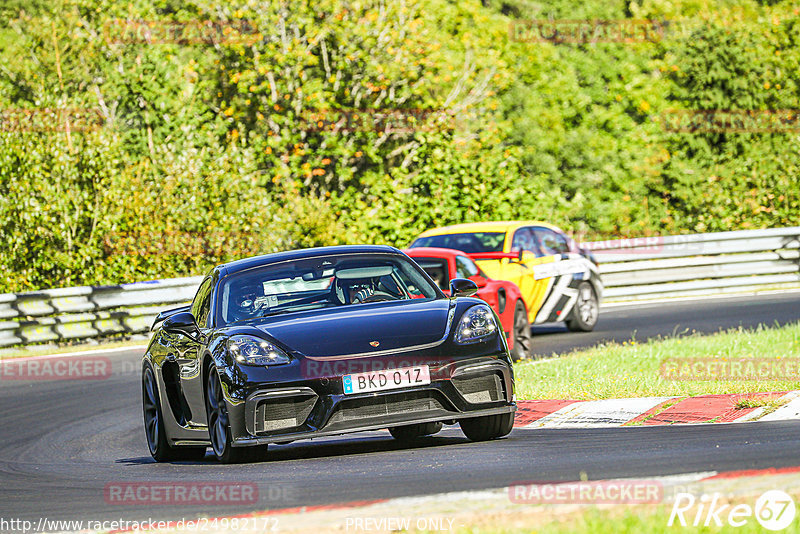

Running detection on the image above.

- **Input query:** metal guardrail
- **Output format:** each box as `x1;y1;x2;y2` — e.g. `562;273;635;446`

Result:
1;227;798;347
587;227;800;301
0;277;202;347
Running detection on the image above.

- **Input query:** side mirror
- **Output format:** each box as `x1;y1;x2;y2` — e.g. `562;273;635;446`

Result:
163;311;205;343
450;278;478;298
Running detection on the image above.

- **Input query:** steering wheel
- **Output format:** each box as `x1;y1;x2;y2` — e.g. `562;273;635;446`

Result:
357;291;399;304
250;299;270;315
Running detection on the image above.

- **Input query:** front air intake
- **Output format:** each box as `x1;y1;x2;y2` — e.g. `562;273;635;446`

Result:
327;391;445;426
254;395;317;433
452;373;503;404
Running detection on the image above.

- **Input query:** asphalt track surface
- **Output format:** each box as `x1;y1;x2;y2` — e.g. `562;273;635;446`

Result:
531;291;800;356
1;292;799;524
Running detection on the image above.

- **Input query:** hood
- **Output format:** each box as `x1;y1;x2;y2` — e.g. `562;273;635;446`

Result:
255;299;454;359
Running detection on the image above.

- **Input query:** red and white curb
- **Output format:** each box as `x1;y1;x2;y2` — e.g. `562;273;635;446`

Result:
109;466;800;533
514;391;800;428
761;392;800;421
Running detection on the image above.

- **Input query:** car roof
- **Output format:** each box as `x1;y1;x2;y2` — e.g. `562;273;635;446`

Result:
217;245;404;277
416;221;561;238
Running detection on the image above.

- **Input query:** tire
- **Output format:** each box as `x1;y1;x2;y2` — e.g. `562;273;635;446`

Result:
566;282;599;332
510;300;532;361
459;412;514;442
142;365;206;462
389;422;443;441
205;368;268;463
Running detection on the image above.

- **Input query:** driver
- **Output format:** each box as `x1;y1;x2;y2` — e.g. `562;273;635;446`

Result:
333;274;397;305
349;281;375;304
229;280;263;320
427;268;446;290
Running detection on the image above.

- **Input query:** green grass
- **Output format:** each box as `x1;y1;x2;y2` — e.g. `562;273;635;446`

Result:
514;322;800;400
443;502;800;533
733;396;786;410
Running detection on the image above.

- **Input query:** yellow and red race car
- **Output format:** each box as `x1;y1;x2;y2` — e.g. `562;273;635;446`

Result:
409;221;603;332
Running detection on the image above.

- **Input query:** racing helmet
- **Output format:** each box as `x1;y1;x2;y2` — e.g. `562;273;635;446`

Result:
232;280;263;315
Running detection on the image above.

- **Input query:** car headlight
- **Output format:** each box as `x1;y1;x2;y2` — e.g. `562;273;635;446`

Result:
229;335;290;366
455;305;498;344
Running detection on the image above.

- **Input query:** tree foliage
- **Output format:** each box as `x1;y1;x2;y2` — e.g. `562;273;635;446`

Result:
0;0;798;291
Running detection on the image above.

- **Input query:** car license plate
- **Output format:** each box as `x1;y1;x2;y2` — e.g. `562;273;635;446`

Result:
342;365;431;395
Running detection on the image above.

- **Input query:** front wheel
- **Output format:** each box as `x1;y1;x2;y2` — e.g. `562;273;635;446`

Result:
510;300;532;361
206;368;267;463
459;412;514;442
142;365;206;462
389;422;443;441
566;282;599;332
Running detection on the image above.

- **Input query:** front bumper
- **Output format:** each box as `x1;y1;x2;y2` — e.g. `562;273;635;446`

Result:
225;356;515;446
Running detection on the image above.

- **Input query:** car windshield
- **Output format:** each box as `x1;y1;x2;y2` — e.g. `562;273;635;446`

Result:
410;232;506;253
217;254;439;325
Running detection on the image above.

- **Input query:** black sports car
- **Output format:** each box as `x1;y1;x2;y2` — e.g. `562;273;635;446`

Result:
142;245;516;463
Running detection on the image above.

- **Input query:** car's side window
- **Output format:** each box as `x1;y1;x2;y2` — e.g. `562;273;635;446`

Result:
191;278;214;329
455;256;479;279
511;228;538;255
416;259;450;290
533;227;570;255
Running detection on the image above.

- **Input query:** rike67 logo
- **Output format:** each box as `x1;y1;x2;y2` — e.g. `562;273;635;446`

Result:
669;490;796;531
